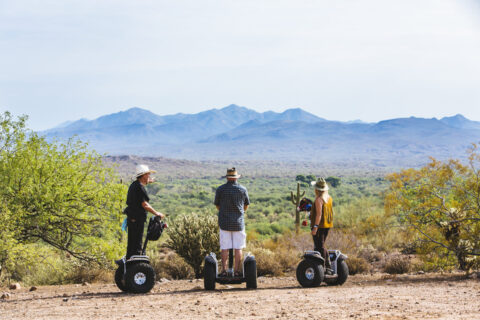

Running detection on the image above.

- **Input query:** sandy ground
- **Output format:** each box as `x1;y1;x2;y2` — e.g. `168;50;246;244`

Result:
1;273;479;320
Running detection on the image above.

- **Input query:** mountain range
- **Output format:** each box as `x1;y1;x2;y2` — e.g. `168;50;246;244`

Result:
43;105;480;167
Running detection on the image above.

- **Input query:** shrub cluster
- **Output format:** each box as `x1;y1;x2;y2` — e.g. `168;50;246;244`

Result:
346;256;370;275
165;212;219;278
384;255;412;274
150;248;194;280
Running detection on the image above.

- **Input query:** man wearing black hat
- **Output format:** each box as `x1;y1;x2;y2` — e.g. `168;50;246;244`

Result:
214;167;250;277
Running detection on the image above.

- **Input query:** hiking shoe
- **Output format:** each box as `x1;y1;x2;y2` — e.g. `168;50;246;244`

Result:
219;271;228;278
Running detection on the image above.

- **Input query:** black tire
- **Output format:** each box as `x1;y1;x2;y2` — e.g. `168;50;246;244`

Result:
245;260;257;289
115;266;129;292
336;259;349;285
125;262;155;294
204;260;216;290
326;259;349;286
296;259;324;288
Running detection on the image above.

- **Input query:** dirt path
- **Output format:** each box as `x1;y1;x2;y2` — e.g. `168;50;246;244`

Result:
1;274;479;319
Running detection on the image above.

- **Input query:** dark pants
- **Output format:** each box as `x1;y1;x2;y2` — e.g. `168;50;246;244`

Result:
127;218;145;259
313;228;331;269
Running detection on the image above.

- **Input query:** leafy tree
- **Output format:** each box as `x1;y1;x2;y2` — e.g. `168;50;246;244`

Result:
386;145;480;271
0;111;126;277
166;212;219;278
326;176;341;188
295;175;306;182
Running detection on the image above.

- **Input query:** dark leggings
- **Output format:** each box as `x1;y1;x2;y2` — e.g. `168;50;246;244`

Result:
126;218;145;259
313;228;331;268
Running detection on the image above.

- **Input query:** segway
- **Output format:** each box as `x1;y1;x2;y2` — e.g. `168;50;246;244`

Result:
115;216;167;293
296;250;348;287
204;249;257;290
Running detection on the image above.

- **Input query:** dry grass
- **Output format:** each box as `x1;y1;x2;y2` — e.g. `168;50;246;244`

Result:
384;254;412;274
151;248;195;280
66;267;113;284
346;256;370;275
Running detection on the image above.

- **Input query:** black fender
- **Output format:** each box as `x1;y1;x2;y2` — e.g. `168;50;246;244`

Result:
243;254;256;265
303;251;325;265
205;253;218;266
337;253;347;261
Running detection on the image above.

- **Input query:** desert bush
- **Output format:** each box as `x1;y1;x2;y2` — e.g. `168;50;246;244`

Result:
384;255;412;274
66;265;112;284
166;212;219;278
248;246;282;276
0;111;126;282
359;246;384;263
282;230;361;256
346;256;370;275
325;230;361;255
386;147;480;271
151;248;194;280
414;246;457;272
3;244;72;286
261;233;302;272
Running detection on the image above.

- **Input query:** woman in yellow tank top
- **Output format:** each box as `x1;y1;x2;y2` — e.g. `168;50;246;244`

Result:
310;177;333;272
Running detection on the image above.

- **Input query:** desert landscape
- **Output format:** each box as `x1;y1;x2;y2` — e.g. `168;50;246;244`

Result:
2;273;479;320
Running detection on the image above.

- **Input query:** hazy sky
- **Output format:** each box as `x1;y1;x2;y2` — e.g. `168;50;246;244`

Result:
1;0;480;130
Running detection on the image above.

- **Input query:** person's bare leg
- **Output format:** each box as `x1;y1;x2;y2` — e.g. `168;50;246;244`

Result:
234;249;243;273
221;249;228;272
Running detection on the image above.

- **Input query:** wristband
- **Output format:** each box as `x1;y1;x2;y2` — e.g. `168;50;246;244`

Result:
311;225;318;230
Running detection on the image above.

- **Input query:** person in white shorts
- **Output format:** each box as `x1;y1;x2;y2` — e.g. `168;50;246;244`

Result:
214;167;250;277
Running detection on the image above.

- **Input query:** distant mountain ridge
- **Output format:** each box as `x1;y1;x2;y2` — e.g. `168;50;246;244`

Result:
42;106;480;166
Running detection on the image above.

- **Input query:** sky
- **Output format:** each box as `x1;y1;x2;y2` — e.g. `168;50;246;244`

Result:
1;0;480;130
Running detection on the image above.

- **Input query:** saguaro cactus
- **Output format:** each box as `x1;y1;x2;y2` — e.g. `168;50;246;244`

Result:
290;182;305;234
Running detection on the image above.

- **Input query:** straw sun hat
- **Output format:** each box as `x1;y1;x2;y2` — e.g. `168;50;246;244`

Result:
224;167;241;179
311;177;329;191
135;164;156;178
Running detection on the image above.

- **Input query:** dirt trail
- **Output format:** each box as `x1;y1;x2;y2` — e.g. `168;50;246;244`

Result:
1;274;479;320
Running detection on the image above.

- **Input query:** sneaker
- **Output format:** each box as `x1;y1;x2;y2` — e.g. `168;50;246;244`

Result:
234;271;242;278
325;268;334;275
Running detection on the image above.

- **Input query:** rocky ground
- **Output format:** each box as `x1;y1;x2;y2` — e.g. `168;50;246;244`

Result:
1;273;479;319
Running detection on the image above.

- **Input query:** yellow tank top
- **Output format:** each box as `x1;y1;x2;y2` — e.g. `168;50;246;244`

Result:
310;196;333;229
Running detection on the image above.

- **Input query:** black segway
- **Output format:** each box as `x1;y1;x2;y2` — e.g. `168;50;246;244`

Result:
115;216;167;293
204;249;257;290
296;250;348;287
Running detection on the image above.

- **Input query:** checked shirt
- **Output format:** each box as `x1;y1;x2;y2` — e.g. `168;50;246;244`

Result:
214;181;250;231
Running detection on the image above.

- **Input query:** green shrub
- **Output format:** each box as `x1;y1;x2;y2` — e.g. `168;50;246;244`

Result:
4;244;71;285
165;212;219;278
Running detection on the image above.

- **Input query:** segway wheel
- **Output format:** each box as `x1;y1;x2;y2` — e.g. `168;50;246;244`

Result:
115;266;129;292
204;259;216;290
326;259;349;286
296;259;324;288
125;262;155;293
245;260;257;289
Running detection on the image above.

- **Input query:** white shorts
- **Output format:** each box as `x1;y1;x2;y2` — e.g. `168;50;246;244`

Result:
219;229;246;250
